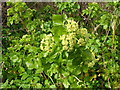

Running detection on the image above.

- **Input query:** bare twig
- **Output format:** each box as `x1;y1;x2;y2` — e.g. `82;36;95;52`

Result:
92;24;100;34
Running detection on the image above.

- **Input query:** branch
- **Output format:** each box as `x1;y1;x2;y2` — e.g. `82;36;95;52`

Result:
92;24;100;34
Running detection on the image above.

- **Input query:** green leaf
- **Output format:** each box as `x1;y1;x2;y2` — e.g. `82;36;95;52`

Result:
68;76;74;83
73;66;81;75
62;71;70;77
28;46;37;53
63;79;70;88
10;80;14;85
45;80;49;85
21;74;29;80
94;48;98;53
82;65;89;73
35;83;42;88
65;52;69;58
50;85;56;88
52;14;66;25
20;84;30;88
18;67;25;73
103;24;108;29
26;61;34;70
11;55;19;63
84;76;90;81
35;68;43;74
33;77;40;83
52;25;67;37
26;77;33;82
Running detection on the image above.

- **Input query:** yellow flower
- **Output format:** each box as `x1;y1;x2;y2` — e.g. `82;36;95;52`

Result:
80;28;88;36
40;34;54;51
60;35;66;40
77;38;85;46
62;40;68;46
63;46;68;50
66;19;78;32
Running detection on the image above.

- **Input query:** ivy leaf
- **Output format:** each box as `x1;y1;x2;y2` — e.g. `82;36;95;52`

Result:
10;80;14;85
43;52;49;57
68;76;74;83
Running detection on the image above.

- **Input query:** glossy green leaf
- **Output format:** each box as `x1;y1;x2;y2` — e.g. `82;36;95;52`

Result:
52;14;66;25
52;25;67;37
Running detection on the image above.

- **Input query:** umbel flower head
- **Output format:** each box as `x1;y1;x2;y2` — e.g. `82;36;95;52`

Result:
40;19;89;52
60;33;76;51
79;28;88;37
77;38;85;46
60;19;89;51
66;19;78;32
40;33;54;52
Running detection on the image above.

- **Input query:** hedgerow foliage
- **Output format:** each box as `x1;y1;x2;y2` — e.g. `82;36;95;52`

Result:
2;2;120;88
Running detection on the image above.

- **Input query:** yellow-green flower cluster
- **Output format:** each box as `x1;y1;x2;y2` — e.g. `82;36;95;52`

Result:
40;34;54;52
60;33;76;51
77;28;88;46
66;19;78;32
79;28;88;37
60;20;88;51
40;19;89;52
77;38;85;46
